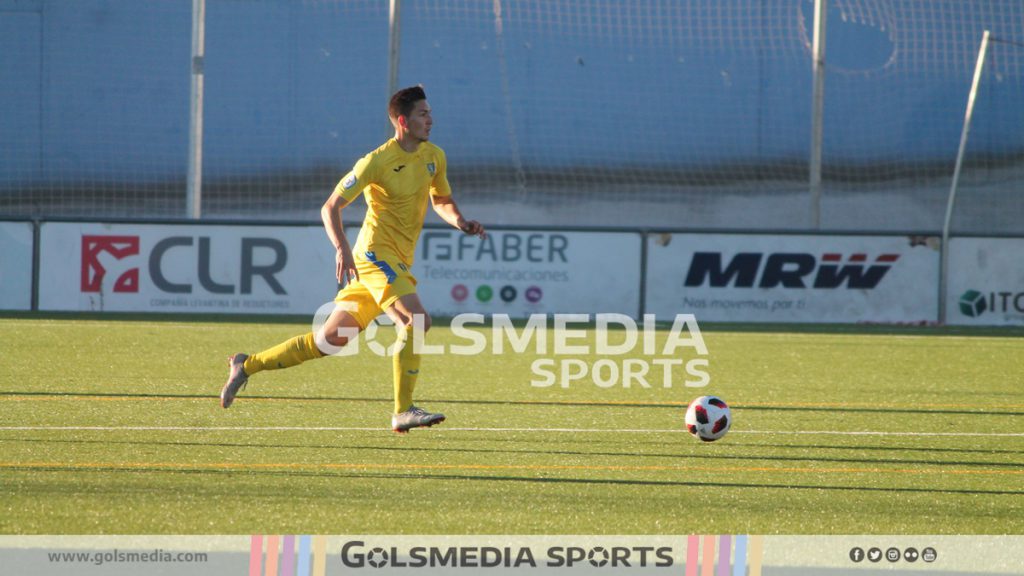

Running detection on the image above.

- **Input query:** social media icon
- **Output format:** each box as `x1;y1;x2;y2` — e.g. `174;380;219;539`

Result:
525;285;543;303
922;547;937;563
849;548;865;563
476;285;493;302
499;285;517;303
904;547;919;562
451;284;469;302
868;548;883;563
886;548;901;562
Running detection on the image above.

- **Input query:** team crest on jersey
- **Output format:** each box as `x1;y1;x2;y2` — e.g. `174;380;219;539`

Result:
342;173;357;190
426;162;436;176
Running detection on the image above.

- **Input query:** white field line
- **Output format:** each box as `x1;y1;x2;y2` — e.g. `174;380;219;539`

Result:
0;426;1023;437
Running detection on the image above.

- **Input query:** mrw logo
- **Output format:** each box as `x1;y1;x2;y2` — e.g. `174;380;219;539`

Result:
684;252;900;289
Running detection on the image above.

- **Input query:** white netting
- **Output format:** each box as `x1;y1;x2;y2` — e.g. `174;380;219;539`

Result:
947;36;1024;236
0;0;1021;233
0;2;191;217
811;1;1024;233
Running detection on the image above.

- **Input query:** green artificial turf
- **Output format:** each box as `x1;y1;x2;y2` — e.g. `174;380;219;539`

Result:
1;317;1022;534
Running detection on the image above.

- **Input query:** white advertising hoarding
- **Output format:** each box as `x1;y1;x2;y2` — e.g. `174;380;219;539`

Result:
947;237;1024;326
0;221;34;311
38;222;338;314
384;228;643;318
645;233;939;323
413;227;638;315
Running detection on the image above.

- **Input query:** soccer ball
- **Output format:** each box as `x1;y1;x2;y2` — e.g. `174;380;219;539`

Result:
684;396;731;442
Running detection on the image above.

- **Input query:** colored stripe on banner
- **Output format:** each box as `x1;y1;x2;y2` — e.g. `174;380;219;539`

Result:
281;535;296;576
686;535;700;576
701;535;716;576
249;535;263;576
717;535;731;576
266;535;280;576
312;535;327;576
748;535;764;576
296;536;312;576
733;535;748;576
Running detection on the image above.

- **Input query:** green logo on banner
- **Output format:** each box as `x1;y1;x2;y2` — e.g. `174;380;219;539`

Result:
476;285;493;302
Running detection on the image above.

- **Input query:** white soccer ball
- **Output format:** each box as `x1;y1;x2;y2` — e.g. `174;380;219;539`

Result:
684;396;732;442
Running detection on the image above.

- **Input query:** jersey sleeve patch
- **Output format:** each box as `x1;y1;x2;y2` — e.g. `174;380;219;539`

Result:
341;173;358;190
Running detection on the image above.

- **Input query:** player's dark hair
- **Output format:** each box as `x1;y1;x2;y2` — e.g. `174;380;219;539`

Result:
388;85;426;121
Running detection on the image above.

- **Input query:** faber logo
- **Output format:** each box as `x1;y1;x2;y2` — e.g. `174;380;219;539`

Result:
684;252;900;289
81;235;140;293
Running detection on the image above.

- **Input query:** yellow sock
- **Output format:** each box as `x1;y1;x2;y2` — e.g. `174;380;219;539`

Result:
393;325;421;413
244;332;324;375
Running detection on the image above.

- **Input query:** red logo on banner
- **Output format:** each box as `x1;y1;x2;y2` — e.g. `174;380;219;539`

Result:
81;235;140;293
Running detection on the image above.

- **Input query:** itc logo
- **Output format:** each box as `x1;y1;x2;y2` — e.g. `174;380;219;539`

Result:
81;235;141;293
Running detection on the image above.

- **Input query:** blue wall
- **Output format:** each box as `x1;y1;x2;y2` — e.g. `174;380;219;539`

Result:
1;0;1021;186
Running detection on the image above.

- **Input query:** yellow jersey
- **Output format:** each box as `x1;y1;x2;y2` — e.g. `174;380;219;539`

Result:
334;139;451;266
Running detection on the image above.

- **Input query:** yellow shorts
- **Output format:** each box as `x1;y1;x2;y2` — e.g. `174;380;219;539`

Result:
334;251;418;329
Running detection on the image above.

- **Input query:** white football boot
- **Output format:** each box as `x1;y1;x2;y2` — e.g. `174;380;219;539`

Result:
220;353;249;408
391;406;446;433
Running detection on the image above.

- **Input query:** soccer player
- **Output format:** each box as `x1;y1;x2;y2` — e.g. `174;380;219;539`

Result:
220;86;485;433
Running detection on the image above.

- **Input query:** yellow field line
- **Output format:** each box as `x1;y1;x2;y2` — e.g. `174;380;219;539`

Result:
0;460;1020;477
1;394;1022;411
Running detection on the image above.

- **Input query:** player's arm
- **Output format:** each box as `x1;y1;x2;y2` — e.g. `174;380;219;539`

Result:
428;150;485;238
321;188;358;283
431;194;486;239
325;155;376;283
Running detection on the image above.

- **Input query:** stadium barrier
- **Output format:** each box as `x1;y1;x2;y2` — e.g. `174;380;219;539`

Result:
946;238;1024;325
37;220;336;315
0;219;33;311
3;219;1022;326
645;232;940;324
343;225;643;319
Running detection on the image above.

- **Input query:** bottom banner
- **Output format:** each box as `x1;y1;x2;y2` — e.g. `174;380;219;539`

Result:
0;535;1021;575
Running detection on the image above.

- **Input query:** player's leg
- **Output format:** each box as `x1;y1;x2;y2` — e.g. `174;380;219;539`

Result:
386;293;431;413
318;305;367;352
359;253;443;431
385;293;445;432
220;284;377;409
